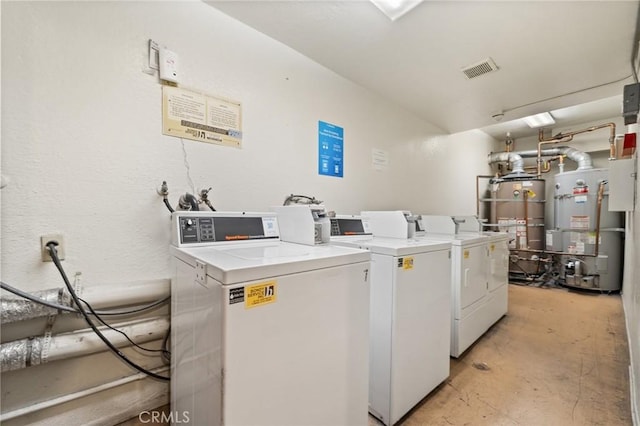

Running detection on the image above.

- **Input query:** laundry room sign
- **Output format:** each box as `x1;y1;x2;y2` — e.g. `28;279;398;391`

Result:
318;121;344;178
162;86;243;148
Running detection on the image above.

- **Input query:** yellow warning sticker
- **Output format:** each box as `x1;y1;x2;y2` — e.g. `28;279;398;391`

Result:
464;250;470;259
403;257;414;270
490;244;495;252
245;281;277;309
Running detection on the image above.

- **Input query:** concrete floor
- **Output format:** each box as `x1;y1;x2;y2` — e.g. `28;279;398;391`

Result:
120;284;632;425
376;284;632;426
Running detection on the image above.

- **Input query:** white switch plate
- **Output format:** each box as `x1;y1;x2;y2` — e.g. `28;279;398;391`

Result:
159;48;179;83
148;39;159;70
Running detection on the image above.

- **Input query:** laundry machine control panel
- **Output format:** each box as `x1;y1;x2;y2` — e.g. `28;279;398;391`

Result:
330;216;372;236
172;212;280;247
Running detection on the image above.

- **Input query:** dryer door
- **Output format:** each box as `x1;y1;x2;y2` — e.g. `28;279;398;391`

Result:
453;243;488;319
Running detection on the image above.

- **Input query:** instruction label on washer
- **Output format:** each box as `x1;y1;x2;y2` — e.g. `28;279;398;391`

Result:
245;281;277;309
397;257;414;270
229;287;245;305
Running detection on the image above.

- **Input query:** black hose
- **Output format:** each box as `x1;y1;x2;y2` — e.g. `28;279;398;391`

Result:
79;296;171;359
46;242;169;381
163;198;175;213
204;199;216;211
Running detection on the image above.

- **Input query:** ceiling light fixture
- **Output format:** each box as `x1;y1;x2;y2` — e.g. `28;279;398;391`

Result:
370;0;424;21
522;112;556;128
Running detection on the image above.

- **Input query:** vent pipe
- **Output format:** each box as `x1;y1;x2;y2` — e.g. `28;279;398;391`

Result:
488;146;592;175
487;152;526;176
516;147;593;170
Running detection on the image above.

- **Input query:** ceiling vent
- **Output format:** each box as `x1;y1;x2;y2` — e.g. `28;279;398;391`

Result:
461;57;499;79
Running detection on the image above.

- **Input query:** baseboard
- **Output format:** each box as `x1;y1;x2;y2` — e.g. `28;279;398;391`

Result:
2;376;169;426
623;294;639;426
632;364;639;426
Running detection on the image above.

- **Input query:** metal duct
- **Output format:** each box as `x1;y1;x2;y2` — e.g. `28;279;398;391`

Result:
488;146;592;173
1;336;44;372
514;146;593;170
487;152;526;175
1;288;71;324
1;317;169;373
1;279;170;325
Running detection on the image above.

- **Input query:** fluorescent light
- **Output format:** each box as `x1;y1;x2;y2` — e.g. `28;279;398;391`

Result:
370;0;424;21
522;112;556;128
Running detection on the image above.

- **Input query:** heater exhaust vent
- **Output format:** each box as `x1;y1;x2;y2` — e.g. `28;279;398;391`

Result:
462;57;499;79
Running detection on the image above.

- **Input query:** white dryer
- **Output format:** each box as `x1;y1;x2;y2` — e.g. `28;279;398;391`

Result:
170;211;371;426
455;215;509;333
333;212;452;426
419;215;508;357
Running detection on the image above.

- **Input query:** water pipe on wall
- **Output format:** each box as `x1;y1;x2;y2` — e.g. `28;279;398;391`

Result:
1;317;169;373
536;122;616;177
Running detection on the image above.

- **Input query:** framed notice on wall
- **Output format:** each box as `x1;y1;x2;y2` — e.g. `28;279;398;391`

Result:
162;86;242;148
318;121;344;178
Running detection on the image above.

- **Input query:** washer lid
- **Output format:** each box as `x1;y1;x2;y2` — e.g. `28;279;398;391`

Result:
335;236;451;256
420;232;490;246
172;241;370;284
478;231;509;243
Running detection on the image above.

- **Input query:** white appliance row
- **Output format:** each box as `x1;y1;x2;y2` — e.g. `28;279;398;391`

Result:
363;211;509;358
169;207;508;426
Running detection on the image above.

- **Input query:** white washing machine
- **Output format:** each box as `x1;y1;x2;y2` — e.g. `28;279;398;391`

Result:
419;215;508;358
170;211;371;426
333;212;452;426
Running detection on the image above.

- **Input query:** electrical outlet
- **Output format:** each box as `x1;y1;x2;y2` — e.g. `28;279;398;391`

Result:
41;234;65;262
195;260;206;285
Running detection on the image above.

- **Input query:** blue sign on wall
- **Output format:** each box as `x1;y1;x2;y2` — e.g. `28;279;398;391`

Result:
318;121;344;178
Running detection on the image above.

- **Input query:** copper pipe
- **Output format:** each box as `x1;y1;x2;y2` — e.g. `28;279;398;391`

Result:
536;135;573;177
524;161;551;174
593;180;605;257
523;189;530;249
523;155;563;173
536;122;616;177
505;135;514;153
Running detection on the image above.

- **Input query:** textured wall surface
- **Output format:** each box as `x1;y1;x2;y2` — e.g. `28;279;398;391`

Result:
622;159;640;424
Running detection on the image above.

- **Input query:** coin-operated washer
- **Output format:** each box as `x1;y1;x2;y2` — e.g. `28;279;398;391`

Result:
418;215;506;358
170;211;370;426
331;210;452;426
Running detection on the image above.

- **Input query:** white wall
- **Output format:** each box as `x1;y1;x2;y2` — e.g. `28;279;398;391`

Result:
0;2;494;423
622;157;640;424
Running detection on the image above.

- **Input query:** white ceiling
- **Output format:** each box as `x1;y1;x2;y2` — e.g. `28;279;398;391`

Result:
206;0;639;140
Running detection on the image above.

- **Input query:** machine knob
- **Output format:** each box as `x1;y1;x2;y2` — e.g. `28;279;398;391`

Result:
185;219;194;227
